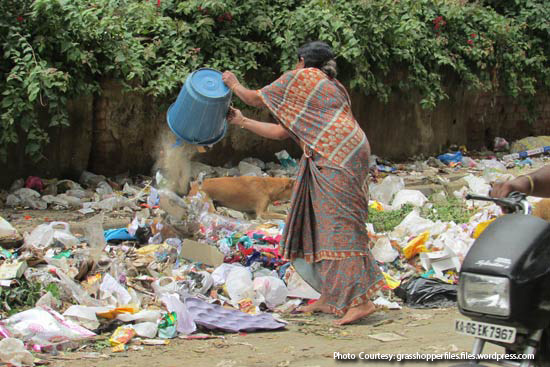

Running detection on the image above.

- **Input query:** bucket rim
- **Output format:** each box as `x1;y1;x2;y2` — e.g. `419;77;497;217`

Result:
188;68;232;100
166;103;228;146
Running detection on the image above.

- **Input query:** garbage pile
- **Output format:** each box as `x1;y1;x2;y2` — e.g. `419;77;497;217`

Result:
0;151;302;366
0;139;548;365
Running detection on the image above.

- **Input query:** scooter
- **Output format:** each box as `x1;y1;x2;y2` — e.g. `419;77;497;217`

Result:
452;192;550;367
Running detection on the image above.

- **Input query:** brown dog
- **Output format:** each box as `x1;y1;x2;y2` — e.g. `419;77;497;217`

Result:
533;199;550;221
188;176;295;219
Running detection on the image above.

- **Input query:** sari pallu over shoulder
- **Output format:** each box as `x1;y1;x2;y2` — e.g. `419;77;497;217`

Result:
257;68;367;169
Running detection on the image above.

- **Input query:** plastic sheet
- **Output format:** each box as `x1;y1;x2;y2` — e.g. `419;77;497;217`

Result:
394;277;457;308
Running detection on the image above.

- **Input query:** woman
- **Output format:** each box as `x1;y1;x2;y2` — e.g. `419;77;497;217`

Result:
222;41;385;325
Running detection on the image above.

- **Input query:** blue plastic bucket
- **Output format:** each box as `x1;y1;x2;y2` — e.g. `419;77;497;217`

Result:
167;68;231;146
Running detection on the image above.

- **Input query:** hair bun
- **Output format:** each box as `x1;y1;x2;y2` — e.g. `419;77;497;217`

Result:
321;59;337;78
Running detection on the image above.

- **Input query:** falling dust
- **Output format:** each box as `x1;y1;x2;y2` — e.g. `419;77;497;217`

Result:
153;129;196;195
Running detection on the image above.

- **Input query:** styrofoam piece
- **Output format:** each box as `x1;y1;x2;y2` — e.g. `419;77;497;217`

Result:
185;297;286;332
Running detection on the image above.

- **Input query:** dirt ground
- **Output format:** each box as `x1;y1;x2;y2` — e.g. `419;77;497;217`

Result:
45;307;502;367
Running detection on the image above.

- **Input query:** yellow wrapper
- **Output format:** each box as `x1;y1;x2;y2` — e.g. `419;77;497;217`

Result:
383;272;401;289
403;231;430;259
473;219;496;239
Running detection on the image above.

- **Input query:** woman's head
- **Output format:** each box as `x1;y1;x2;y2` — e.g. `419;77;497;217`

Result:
297;41;337;78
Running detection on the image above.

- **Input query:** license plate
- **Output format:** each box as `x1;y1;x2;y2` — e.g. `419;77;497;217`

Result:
455;319;516;344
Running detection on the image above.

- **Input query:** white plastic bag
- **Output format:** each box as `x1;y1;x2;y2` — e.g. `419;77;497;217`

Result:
225;267;254;302
0;217;17;239
132;322;158;338
212;264;243;287
63;305;108;330
1;307;96;347
391;210;435;238
369;176;404;205
25;222;79;250
463;174;491;196
160;294;196;335
392;189;428;209
371;237;399;263
0;338;35;367
285;267;321;300
152;277;179;296
100;273;132;306
253;276;288;309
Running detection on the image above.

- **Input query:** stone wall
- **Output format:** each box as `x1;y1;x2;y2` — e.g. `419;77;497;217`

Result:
3;80;550;188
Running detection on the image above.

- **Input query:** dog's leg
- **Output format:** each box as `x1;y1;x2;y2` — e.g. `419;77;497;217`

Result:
258;211;288;220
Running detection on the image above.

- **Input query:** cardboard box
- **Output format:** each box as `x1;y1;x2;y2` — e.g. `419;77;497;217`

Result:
180;239;225;267
0;261;28;280
419;247;461;278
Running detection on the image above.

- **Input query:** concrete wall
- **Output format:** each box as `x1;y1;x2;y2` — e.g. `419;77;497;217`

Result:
3;80;550;188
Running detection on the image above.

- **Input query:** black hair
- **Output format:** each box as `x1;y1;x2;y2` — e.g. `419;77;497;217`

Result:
297;41;337;78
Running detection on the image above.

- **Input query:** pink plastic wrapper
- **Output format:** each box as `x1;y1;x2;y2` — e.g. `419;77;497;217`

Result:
25;176;43;192
0;306;95;351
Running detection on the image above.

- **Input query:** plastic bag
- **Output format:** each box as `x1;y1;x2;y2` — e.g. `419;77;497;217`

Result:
403;231;430;259
369;176;404;205
96;181;113;196
92;196;135;211
253;276;288;309
55;268;105;307
109;326;136;347
392;189;428;209
212;264;243;286
461;156;478;168
0;338;35;367
225;267;254;302
25;222;79;250
130;322;157;338
391;210;435;238
100;273;132;306
478;159;507;172
0;307;96;347
371;237;399;263
437;151;462;165
0;217;17;239
83;214;106;263
147;187;160;207
158;312;177;339
494;137;510;152
80;171;106;188
63;305;107;330
152;277;179;296
463;174;491;196
394;277;457;308
160;294;196;335
284;266;321;300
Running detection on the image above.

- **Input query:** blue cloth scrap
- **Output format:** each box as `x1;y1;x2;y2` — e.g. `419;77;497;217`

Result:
437;151;462;165
104;228;138;243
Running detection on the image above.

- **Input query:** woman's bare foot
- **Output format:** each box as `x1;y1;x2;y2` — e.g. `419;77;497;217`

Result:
297;295;332;314
333;301;376;326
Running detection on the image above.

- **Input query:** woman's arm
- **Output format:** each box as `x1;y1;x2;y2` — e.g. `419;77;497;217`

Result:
228;107;289;140
491;165;550;198
222;71;265;108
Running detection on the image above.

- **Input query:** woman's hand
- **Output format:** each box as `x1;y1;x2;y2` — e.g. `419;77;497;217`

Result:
222;71;240;91
227;107;244;126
